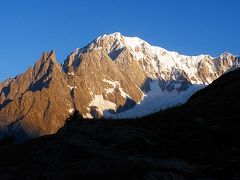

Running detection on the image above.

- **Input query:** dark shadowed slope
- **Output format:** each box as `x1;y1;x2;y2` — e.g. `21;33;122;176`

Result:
0;69;239;179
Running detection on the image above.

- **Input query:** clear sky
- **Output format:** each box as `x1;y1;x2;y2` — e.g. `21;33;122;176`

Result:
0;0;239;81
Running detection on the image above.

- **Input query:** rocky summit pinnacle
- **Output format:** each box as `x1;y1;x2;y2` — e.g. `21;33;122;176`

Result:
0;32;239;141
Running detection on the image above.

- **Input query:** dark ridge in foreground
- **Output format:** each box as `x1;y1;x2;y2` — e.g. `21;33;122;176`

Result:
0;69;240;179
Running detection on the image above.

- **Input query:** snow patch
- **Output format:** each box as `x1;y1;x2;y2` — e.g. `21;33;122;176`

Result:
68;108;75;114
102;79;131;99
124;36;146;60
83;113;93;119
67;85;77;90
89;95;116;115
89;91;93;96
68;72;75;76
105;81;206;119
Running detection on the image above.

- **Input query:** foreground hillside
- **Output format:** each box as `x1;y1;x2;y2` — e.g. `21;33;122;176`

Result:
0;69;239;179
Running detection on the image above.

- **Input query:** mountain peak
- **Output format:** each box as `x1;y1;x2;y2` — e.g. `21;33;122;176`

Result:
220;51;234;59
95;32;126;45
41;51;50;60
39;50;57;63
99;32;122;39
49;50;56;60
95;32;146;47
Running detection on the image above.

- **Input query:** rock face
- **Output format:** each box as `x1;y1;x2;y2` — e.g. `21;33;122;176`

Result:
0;51;73;141
64;49;143;118
0;32;239;141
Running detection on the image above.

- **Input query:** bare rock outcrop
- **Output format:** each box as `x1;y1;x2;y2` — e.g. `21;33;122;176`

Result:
0;51;72;141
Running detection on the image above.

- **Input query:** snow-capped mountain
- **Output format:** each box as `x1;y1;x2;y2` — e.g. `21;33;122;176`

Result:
0;32;239;141
63;32;239;118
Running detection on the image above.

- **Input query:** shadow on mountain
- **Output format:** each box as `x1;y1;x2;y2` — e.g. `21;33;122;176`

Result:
140;77;152;92
117;98;136;113
29;60;54;92
29;76;52;92
109;47;124;60
0;69;239;179
6;122;30;143
0;99;12;110
1;85;11;97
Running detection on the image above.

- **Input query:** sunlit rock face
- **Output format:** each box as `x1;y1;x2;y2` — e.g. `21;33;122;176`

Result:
0;51;72;141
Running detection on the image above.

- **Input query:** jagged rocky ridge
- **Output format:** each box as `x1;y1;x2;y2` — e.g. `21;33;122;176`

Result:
0;32;239;141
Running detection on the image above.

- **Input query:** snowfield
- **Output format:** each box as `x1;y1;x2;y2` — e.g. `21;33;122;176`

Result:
105;81;205;119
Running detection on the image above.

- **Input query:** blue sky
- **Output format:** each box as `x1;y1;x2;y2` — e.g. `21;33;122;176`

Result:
0;0;239;81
